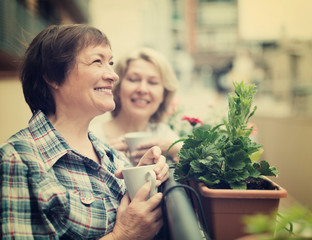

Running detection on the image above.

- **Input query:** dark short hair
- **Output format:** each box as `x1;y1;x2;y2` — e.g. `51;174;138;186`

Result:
20;24;111;115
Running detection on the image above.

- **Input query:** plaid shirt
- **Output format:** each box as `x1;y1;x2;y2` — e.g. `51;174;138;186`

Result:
0;111;131;239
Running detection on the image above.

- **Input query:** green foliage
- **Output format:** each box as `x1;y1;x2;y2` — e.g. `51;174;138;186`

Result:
225;81;258;141
171;81;279;189
243;205;312;239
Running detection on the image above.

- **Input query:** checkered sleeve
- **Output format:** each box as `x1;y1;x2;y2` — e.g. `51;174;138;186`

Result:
0;143;57;240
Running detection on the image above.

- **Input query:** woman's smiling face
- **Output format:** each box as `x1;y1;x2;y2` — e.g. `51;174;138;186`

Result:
53;44;119;118
119;59;165;120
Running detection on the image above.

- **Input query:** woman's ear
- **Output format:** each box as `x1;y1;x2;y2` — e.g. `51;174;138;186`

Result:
43;75;59;89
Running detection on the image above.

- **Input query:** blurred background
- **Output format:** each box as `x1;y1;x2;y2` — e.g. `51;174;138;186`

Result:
1;0;311;209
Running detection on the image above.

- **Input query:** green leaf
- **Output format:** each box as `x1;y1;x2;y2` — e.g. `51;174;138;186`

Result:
225;169;249;185
249;148;264;162
165;138;187;158
198;175;220;187
225;149;249;169
247;164;261;178
254;161;279;176
229;181;247;190
190;160;204;174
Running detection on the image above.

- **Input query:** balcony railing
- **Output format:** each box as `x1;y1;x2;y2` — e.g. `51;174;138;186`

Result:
160;167;211;240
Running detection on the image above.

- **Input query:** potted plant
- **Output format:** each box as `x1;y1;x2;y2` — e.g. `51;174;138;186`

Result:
167;81;287;240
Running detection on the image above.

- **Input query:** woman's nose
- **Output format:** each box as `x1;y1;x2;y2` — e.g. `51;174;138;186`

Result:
103;68;119;83
137;81;148;93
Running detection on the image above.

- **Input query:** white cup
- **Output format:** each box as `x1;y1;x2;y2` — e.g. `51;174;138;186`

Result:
122;164;158;201
124;131;152;153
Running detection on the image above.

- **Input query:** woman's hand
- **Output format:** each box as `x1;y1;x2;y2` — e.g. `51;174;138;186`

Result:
130;138;181;164
115;146;169;187
109;147;169;239
138;146;169;186
108;137;128;154
109;182;163;240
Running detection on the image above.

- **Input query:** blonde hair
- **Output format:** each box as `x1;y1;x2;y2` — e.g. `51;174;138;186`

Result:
112;47;179;122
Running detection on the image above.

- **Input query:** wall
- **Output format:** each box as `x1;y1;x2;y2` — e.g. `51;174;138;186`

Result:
253;115;312;209
238;0;312;41
0;77;32;143
89;0;172;60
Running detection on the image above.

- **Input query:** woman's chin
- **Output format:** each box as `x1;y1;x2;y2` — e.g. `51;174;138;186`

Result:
96;104;116;115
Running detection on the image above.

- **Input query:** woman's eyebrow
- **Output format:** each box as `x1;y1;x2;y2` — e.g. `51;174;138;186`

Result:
91;53;114;61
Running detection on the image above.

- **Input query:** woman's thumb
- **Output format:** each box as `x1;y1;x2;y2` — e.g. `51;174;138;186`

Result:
140;146;161;165
115;169;124;179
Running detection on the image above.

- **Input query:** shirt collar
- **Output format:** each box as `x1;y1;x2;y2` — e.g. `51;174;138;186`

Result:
88;131;115;161
28;110;72;170
28;110;117;171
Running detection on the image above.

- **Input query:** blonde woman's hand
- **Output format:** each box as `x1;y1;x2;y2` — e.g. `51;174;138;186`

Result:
131;138;181;163
107;137;128;153
129;142;154;165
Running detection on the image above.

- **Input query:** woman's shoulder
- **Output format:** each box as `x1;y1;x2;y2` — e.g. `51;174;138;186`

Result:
0;129;43;176
1;128;35;154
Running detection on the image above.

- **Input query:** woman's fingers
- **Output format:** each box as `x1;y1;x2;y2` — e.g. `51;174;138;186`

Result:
132;181;153;202
136;142;155;150
112;175;165;240
114;169;123;179
113;191;162;240
140;146;161;165
119;192;131;211
135;147;169;187
156;162;169;183
132;181;163;204
109;138;129;152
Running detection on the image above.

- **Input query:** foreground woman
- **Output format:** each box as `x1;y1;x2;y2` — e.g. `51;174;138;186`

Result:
0;24;169;239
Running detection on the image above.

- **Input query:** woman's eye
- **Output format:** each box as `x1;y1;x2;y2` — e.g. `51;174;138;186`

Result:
149;81;159;85
128;78;139;82
93;59;102;64
109;61;114;66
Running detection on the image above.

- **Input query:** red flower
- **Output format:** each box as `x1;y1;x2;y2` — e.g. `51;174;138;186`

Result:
182;116;204;127
247;122;258;135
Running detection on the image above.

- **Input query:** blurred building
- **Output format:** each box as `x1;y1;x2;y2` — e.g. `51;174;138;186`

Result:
0;0;89;76
170;0;312;116
258;40;312;116
170;0;237;92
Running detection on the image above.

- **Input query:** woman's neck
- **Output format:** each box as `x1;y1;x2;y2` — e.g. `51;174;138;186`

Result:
48;112;92;148
49;114;100;163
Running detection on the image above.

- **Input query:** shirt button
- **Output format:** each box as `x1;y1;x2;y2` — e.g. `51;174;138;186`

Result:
80;192;95;205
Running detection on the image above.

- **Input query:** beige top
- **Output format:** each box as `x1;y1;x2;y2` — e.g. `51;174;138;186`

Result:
90;121;178;144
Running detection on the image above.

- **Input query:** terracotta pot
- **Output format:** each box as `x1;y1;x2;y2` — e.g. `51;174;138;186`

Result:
190;178;288;240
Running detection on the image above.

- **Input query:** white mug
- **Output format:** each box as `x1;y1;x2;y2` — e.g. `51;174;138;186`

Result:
122;164;158;201
124;131;152;153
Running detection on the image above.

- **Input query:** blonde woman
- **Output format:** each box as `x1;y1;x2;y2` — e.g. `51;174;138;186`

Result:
91;47;182;165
